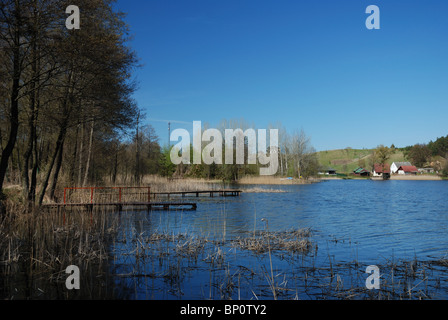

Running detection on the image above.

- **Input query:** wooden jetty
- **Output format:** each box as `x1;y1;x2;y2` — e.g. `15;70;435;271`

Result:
41;187;242;212
42;202;197;211
152;189;242;199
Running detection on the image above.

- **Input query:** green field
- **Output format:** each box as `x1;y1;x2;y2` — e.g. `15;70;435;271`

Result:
316;148;409;174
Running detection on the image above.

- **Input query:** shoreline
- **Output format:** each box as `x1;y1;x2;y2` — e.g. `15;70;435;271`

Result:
320;175;443;181
236;176;319;185
390;174;443;181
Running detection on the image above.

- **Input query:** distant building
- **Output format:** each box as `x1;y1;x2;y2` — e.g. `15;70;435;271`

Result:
353;167;370;176
418;168;434;174
318;167;337;175
390;162;412;174
397;165;418;175
373;163;391;179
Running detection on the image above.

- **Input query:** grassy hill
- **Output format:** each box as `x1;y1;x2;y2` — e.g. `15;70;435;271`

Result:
316;148;408;174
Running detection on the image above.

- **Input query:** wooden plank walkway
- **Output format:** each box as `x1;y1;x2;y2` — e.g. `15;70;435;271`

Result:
152;189;242;199
42;189;242;211
42;202;197;211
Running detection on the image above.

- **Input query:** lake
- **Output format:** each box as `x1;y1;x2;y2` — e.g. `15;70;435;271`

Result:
110;179;448;300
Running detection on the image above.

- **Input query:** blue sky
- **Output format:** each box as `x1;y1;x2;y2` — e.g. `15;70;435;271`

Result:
114;0;448;151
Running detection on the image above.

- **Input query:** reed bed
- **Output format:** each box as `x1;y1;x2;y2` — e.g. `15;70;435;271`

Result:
237;176;318;185
231;229;313;254
62;175;227;204
110;223;319;300
312;257;448;300
0;201;119;299
105;175;223;193
242;187;287;193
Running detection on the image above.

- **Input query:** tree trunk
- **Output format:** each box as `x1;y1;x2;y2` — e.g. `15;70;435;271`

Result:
112;145;118;184
77;120;84;187
21;0;41;206
38;69;73;205
279;147;284;176
38;121;67;206
134;112;140;185
29;130;39;204
69;124;79;185
49;138;64;201
0;3;22;196
22;57;38;201
82;119;94;187
21;104;35;201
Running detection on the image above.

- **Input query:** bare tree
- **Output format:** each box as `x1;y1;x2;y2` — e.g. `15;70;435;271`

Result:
289;128;316;178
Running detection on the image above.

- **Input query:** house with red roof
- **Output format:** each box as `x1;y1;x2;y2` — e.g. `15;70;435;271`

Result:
373;163;391;179
397;165;418;175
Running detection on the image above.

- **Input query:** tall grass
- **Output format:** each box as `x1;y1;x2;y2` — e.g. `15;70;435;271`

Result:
104;175;222;192
0;200;119;299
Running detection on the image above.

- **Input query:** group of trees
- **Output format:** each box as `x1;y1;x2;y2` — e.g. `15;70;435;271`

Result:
160;120;319;181
0;0;154;206
404;135;448;173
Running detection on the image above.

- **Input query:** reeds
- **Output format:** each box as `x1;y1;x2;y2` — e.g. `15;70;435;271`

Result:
231;229;313;255
237;176;317;185
242;187;287;193
0;201;119;299
105;175;222;193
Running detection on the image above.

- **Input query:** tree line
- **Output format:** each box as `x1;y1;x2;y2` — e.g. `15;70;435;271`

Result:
0;0;147;206
159;120;319;181
403;135;448;173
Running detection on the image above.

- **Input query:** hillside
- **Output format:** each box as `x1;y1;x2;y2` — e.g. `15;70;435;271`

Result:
316;148;408;173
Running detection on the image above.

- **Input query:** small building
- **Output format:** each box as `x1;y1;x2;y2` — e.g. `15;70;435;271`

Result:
353;167;370;177
318;167;337;175
390;162;412;174
418;168;434;174
397;165;418;175
373;163;391;179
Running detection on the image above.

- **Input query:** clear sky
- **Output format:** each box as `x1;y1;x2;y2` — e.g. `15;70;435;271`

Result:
114;0;448;151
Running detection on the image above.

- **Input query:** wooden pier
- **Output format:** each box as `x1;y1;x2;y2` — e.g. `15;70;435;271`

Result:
42;202;197;211
42;188;242;212
152;189;242;199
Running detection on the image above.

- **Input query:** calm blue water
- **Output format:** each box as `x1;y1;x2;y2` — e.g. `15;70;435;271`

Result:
142;180;448;261
112;180;448;299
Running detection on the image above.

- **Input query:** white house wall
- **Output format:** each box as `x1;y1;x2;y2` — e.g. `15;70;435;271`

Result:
390;163;398;173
